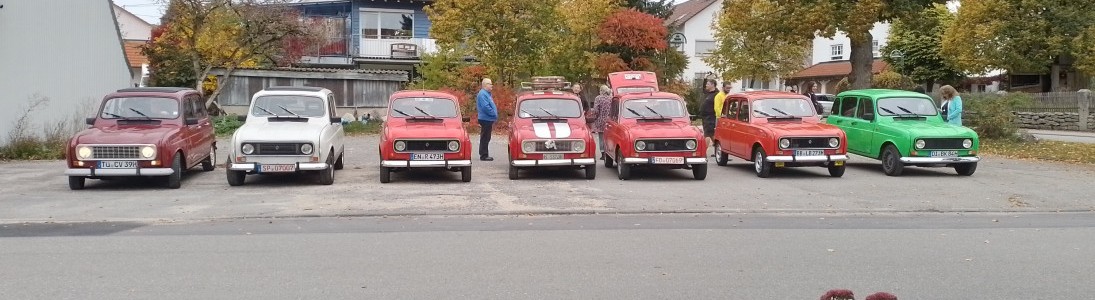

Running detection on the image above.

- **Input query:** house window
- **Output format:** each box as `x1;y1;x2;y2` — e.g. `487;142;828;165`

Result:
695;41;717;57
361;10;413;39
830;44;844;60
872;40;879;57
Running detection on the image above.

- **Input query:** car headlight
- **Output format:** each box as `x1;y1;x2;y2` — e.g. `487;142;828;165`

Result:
963;139;973;149
448;140;460;151
77;146;92;159
828;138;839;148
915;139;926;149
685;139;697;150
394;141;406;152
522;141;535;153
300;143;314;155
779;138;790;149
635;141;646;151
241;143;254;155
573;141;585;152
140;145;156;158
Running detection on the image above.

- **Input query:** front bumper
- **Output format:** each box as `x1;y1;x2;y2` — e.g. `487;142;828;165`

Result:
900;156;980;163
621;157;708;164
765;154;849;163
511;158;596;167
228;162;330;172
381;160;472;168
65;168;174;177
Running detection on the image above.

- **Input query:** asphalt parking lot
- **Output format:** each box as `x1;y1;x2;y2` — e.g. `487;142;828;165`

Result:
2;135;1094;223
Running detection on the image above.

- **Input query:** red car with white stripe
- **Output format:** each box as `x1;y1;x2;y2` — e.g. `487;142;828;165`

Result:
506;76;597;180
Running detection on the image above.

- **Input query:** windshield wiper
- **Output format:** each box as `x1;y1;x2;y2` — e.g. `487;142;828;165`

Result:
770;107;798;118
539;108;559;119
753;109;773;117
103;112;128;119
256;105;281;117
895;105;919;116
392;108;412;117
128;108;152;120
278;105;300;118
626;107;648;118
413;106;437;118
521;109;543;118
644;105;667;119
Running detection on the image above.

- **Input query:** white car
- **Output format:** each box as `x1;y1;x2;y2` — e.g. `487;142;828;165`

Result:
226;86;345;186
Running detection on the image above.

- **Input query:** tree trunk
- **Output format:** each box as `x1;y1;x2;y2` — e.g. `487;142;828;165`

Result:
847;32;874;89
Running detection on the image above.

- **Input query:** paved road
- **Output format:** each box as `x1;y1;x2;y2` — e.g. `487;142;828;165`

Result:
2;213;1093;299
1027;129;1095;144
2;135;1093;223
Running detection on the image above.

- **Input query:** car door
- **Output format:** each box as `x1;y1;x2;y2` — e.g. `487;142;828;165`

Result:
192;95;215;164
181;96;201;166
850;97;878;157
715;97;739;155
729;98;751;158
604;98;622;158
326;93;344;159
829;96;864;154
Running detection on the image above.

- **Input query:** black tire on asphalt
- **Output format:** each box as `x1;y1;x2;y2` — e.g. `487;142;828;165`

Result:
603;151;615;168
584;164;596;180
955;162;977;176
692;163;707;180
616;149;631;180
68;176;85;190
881;145;904;176
334;153;344;170
461;166;472;182
165;152;183;189
828;162;846;177
379;166;391;183
201;145;216;171
753;148;772;178
317;152;335;185
715;142;728;166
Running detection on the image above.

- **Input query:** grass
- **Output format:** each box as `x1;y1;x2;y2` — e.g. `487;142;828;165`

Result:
344;120;383;135
980;138;1095;164
1;95;74;161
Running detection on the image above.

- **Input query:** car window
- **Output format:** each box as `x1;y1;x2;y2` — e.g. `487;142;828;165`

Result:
621;98;687;118
856;98;875;120
737;100;749;122
725;98;740;119
191;95;207;118
327;94;337;118
839;96;859;117
610;99;620;121
252;95;326;117
751;98;817;118
101;97;180;119
518;98;582;118
389;97;458;118
877;97;939;116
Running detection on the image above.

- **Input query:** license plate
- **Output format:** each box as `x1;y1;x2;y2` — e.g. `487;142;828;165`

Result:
651;157;685;164
795;150;825;156
930;151;958;157
98;161;137;169
259;164;296;173
411;153;444;161
542;153;564;160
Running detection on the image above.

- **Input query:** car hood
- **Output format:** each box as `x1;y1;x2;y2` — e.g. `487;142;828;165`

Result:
515;120;589;139
235;122;324;142
622;121;700;139
74;125;180;144
891;121;977;137
765;121;844;137
387;121;467;139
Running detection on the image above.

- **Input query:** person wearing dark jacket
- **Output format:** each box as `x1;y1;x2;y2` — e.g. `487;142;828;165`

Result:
700;79;718;154
803;82;824;115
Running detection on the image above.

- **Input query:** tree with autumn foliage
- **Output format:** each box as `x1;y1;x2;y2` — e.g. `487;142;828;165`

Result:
542;0;622;83
594;8;686;85
706;0;811;89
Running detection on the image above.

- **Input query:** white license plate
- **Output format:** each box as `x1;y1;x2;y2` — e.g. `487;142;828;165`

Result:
542;153;564;160
795;150;825;156
411;153;444;161
259;164;297;173
930;151;959;157
651;157;685;164
98;161;137;169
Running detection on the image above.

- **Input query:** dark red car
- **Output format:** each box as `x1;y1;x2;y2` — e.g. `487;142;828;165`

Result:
506;76;597;180
378;90;473;183
65;87;217;189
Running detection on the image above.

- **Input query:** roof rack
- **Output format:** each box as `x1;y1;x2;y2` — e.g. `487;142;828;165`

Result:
520;76;572;91
263;86;326;92
116;87;193;93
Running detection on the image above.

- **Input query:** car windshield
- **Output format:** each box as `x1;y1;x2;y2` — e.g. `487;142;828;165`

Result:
251;95;326;117
389;97;458;118
751;98;817;117
518;98;582;118
877;97;939;116
622;98;687;118
100;97;179;119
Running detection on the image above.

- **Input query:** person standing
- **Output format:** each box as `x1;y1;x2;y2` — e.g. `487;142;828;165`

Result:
590;85;613;158
713;81;729;118
477;78;497;161
572;83;588;112
700;79;719;154
803;82;824;114
939;85;963;126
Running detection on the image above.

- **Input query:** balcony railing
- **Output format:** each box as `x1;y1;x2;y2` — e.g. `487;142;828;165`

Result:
359;38;438;59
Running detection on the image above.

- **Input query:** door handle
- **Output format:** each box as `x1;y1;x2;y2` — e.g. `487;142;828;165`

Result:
851;122;859;125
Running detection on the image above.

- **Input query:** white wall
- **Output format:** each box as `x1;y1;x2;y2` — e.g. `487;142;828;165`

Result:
0;0;132;144
811;22;890;65
674;0;780;92
113;4;152;40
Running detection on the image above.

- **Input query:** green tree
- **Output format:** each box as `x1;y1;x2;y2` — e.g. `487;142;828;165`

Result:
542;0;621;83
706;0;811;89
882;4;964;91
621;0;674;20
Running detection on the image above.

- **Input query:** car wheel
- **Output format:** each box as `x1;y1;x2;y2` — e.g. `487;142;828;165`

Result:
616;149;631;180
201;145;216;171
461;166;472;182
715;142;728;166
68;176;85;190
334;153;344;170
226;161;246;187
955;162;977;176
753;148;772;178
317;153;335;185
692;163;707;180
379;166;391;183
828;162;846;177
584;164;596;180
165;152;183;189
603;151;615;168
881;145;904;176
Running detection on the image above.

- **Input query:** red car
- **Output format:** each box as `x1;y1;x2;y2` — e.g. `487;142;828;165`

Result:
379;90;473;183
713;91;849;178
601;71;708;180
507;76;597;180
65;87;217;189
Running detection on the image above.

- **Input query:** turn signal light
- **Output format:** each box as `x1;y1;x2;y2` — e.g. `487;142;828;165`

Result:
151;160;160;166
76;161;85;167
311;156;319;162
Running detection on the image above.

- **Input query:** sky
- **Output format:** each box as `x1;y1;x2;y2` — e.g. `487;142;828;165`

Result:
113;0;165;25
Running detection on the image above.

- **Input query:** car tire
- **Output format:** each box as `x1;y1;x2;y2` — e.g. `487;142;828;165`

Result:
881;145;904;176
603;151;615;168
828;162;846;177
317;153;335;185
584;164;596;180
68;176;85;190
201;145;216;171
226;165;246;187
379;166;391;183
955;162;977;176
165;152;182;189
715;142;728;166
461;166;472;182
616;149;631;180
753;148;772;178
334;153;344;170
692;163;707;180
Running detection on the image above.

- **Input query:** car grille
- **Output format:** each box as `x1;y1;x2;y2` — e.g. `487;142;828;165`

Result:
786;137;835;149
401;140;455;152
638;139;692;152
91;145;141;159
922;138;967;149
531;140;578;152
254;143;304;155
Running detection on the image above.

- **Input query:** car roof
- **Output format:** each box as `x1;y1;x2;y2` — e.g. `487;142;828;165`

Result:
837;89;930;99
616;91;684;101
115;87;195;94
518;90;578;100
263;86;327;92
390;90;459;100
729;91;807;99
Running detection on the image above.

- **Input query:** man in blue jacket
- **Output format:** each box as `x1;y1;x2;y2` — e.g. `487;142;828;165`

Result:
477;78;497;161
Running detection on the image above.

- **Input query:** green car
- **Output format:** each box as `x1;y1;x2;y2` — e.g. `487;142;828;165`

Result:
826;89;980;176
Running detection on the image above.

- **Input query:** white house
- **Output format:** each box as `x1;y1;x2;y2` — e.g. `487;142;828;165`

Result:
785;22;893;94
668;0;780;92
113;3;154;87
0;0;132;145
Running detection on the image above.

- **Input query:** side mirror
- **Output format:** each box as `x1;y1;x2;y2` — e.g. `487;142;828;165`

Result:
461;116;471;122
85;117;95;125
237;115;247;122
330;117;342;124
185;117;199;125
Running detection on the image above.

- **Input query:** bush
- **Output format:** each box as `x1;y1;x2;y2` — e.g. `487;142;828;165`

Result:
213;114;243;136
963;92;1033;139
1;95;76;160
872;70;917;90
